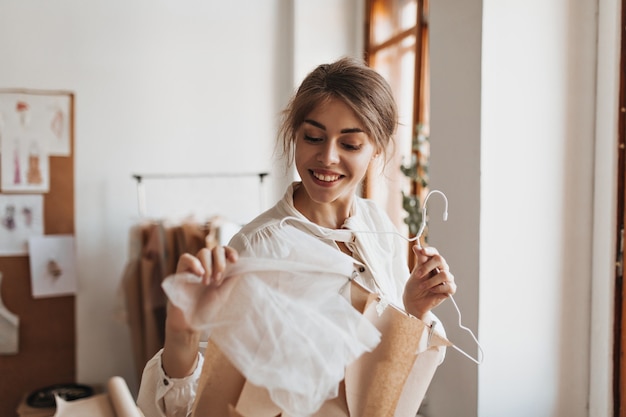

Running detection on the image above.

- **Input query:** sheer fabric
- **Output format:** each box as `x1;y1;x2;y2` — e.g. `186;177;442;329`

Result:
162;226;381;416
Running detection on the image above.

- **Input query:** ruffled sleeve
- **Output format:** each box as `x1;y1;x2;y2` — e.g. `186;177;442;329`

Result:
136;348;204;417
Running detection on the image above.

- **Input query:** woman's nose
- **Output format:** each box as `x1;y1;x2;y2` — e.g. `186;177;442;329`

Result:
317;142;340;165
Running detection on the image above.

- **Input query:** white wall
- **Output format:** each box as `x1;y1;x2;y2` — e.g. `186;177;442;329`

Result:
426;0;482;416
478;0;601;416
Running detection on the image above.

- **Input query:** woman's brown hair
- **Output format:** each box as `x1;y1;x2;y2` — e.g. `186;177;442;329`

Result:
278;56;398;167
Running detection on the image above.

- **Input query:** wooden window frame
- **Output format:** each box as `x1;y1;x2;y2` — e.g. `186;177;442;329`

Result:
364;0;430;267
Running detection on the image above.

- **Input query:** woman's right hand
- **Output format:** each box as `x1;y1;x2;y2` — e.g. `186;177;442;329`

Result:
176;245;239;285
166;246;239;333
162;246;239;378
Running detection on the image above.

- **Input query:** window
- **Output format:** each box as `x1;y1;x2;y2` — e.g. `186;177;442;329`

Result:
365;0;430;264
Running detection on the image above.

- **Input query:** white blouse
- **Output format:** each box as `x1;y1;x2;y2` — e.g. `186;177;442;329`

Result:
136;182;444;417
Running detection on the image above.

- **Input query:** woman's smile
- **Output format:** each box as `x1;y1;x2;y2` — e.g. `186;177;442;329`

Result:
310;169;343;184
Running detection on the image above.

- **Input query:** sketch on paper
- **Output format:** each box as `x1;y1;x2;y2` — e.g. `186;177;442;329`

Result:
44;94;71;156
0;194;43;255
0;91;71;192
0;92;71;156
28;235;77;298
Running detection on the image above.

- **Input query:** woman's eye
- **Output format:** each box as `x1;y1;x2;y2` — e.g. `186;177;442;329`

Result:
304;135;323;143
342;143;361;151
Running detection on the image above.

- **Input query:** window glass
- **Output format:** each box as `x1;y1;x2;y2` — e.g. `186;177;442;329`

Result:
366;0;429;263
370;0;418;45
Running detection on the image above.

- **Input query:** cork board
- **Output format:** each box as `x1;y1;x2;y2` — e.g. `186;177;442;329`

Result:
0;89;75;417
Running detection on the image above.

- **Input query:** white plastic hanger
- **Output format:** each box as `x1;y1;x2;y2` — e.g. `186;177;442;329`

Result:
279;190;484;364
414;189;484;365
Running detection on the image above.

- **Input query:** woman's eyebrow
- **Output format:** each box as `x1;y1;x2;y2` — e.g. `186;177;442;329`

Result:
304;119;325;130
303;119;364;134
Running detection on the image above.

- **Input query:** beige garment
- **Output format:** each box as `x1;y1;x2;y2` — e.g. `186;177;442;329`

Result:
121;251;144;382
190;282;450;417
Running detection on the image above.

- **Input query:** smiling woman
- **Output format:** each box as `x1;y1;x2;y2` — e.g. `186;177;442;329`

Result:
136;57;457;417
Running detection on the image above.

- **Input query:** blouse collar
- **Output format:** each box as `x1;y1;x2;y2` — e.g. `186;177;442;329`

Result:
277;182;358;243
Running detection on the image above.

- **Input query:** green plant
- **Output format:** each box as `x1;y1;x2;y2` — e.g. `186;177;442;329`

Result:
401;124;429;236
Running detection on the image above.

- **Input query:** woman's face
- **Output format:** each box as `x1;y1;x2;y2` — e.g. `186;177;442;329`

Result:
294;98;377;208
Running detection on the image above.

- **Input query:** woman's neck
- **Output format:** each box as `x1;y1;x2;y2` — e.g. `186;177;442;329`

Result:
292;184;353;229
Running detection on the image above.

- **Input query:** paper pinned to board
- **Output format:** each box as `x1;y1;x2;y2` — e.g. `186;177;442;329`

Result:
0;271;19;355
0;194;43;256
28;235;77;298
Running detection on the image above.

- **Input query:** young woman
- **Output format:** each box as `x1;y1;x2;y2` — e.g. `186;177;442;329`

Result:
137;57;456;417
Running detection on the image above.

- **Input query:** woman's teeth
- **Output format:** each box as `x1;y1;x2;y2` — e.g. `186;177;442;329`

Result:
313;172;340;182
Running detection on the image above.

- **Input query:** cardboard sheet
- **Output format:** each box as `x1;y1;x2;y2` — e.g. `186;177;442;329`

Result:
344;295;450;417
191;340;246;417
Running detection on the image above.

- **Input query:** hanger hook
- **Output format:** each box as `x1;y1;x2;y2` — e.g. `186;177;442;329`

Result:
415;189;449;244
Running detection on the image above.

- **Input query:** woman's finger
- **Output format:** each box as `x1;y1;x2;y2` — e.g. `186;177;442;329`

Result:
224;246;239;263
428;270;457;295
207;246;239;285
412;246;448;279
176;253;206;276
211;247;227;285
413;244;440;258
196;248;214;285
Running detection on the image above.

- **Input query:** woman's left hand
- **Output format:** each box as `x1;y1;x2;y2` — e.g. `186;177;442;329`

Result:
403;244;456;320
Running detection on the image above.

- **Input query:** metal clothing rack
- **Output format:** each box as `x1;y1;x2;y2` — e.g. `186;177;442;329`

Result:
132;172;269;218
